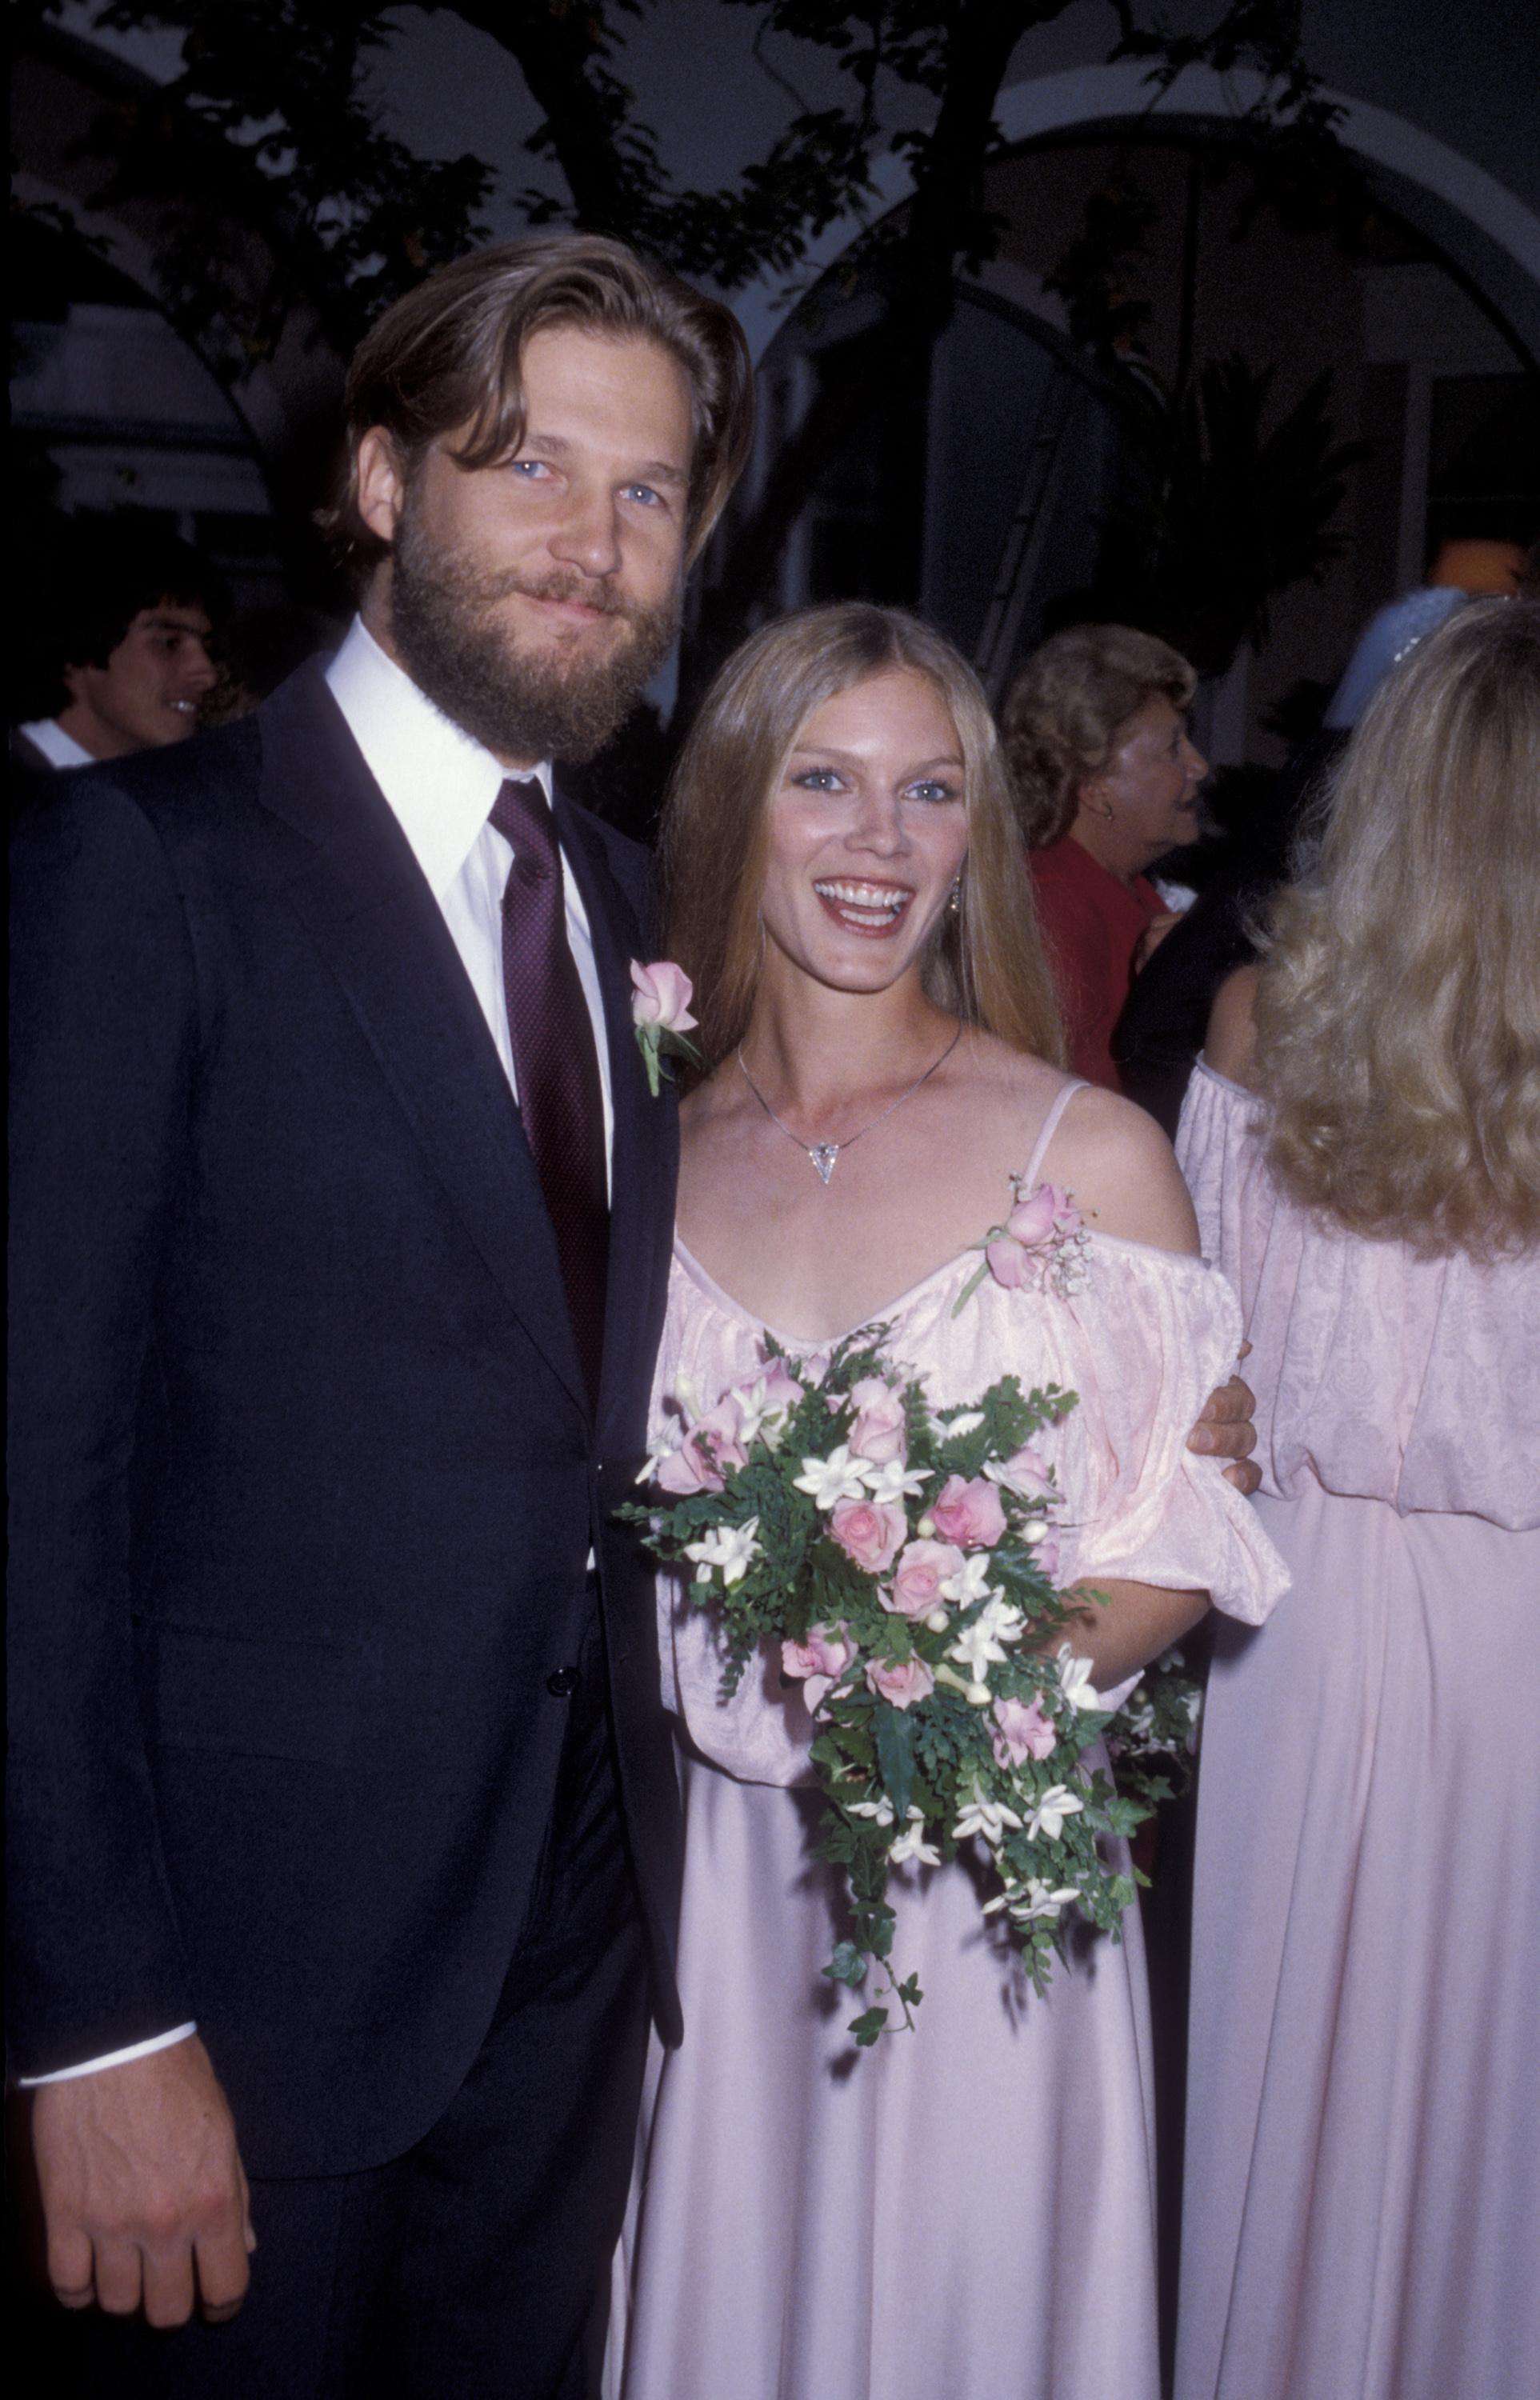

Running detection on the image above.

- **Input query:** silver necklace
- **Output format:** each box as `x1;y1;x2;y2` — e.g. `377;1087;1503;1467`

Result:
736;1024;963;1186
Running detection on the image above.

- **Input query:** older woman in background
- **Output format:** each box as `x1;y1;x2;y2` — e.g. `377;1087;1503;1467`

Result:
1005;624;1206;1092
1173;599;1540;2400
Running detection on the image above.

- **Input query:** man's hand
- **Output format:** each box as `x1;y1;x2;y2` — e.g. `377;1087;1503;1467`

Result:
31;2036;254;2327
1187;1344;1261;1497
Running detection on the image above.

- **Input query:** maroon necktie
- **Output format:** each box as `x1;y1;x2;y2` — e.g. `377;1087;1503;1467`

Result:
490;778;609;1410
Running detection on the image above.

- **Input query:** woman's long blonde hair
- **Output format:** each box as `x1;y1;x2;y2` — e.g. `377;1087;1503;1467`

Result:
660;603;1064;1070
1254;598;1539;1255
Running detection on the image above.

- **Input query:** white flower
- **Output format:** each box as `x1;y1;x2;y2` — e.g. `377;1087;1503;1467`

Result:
889;1808;941;1868
846;1795;895;1827
1026;1783;1085;1842
947;1596;1026;1682
682;1516;761;1586
940;1410;986;1435
1056;1645;1100;1713
793;1445;874;1509
1010;1877;1081;1922
954;1794;1023;1847
939;1553;995;1607
863;1458;930;1506
641;1426;684;1482
729;1374;790;1448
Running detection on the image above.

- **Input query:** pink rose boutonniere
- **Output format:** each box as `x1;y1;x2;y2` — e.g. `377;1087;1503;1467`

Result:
630;958;702;1096
952;1176;1090;1315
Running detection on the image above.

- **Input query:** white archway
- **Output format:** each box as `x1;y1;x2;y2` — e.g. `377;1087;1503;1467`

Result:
730;63;1540;365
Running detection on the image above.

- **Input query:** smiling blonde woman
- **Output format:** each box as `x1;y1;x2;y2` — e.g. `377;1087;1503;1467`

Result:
606;602;1286;2400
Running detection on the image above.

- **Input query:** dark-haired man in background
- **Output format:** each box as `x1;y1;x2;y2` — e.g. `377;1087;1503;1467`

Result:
9;234;752;2398
11;518;221;784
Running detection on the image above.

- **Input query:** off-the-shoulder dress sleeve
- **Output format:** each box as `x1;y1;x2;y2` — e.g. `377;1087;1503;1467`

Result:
1034;1238;1290;1625
1177;1058;1540;1526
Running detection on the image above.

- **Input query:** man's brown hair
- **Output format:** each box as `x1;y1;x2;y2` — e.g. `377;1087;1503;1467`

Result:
321;233;755;574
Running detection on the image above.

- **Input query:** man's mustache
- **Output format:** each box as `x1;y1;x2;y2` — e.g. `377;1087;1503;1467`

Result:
473;566;654;627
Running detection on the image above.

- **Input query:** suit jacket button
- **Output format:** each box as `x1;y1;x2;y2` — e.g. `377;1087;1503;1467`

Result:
546;1666;581;1698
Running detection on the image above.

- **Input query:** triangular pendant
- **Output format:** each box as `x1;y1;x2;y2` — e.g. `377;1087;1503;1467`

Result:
809;1143;839;1186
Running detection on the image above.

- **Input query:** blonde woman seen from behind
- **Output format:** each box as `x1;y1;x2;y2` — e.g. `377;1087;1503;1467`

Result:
1174;598;1540;2400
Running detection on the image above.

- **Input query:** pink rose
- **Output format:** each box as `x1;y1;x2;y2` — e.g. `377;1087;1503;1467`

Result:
884;1538;966;1618
653;1395;746;1494
986;1182;1083;1292
828;1495;908;1574
866;1654;935;1710
999;1443;1055;1502
847;1377;907;1465
984;1231;1028;1290
991;1695;1058;1767
782;1621;854;1713
1035;1536;1060;1580
1004;1182;1064;1248
929;1473;1006;1550
756;1358;805;1417
629;958;697;1034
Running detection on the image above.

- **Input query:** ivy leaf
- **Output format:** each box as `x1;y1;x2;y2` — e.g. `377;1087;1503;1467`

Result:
822;1941;867;1990
850;2006;889;2048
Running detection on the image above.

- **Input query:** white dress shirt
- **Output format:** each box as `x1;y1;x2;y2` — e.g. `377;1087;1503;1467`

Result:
22;618;618;2087
325;616;614;1183
19;718;96;769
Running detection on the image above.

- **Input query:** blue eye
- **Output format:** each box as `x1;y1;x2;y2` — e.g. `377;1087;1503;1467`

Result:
622;482;664;508
792;768;846;792
907;779;961;805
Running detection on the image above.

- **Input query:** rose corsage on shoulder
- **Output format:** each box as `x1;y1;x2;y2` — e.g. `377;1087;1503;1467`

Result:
622;1292;1199;2046
630;958;702;1095
952;1175;1090;1314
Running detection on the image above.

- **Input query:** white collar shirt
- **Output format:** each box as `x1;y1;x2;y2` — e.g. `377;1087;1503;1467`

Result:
21;718;97;769
324;616;614;1186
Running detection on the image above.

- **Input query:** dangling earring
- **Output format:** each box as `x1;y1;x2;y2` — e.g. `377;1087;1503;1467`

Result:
947;878;962;915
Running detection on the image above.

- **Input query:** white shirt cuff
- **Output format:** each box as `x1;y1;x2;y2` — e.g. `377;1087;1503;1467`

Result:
16;2022;198;2086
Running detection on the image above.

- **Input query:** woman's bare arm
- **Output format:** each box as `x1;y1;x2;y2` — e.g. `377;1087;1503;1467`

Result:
1203;963;1261;1087
1056;1576;1209;1689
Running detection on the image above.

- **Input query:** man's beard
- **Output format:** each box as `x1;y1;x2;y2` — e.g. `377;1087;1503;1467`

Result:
387;494;680;765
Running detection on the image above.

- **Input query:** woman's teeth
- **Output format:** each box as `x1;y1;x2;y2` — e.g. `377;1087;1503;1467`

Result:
814;880;912;927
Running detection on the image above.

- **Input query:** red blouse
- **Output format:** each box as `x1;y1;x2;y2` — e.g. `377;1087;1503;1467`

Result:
1028;837;1162;1094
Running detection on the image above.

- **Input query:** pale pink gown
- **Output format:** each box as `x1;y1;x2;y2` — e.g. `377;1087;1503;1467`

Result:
1174;1061;1540;2400
608;1085;1287;2400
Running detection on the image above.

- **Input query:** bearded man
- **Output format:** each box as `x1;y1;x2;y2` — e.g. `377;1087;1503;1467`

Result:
8;235;752;2398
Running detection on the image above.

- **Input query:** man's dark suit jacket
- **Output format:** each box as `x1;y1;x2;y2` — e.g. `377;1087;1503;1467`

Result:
7;664;682;2178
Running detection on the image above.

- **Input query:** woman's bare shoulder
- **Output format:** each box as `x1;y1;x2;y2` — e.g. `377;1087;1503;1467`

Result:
1041;1083;1201;1257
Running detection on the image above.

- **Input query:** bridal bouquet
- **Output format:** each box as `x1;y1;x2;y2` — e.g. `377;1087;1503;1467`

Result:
626;1268;1198;2043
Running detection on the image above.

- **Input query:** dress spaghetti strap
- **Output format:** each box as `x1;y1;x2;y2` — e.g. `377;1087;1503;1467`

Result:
1022;1078;1089;1191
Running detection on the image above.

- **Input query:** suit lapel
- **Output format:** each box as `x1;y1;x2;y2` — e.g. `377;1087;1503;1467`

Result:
258;670;589;1414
